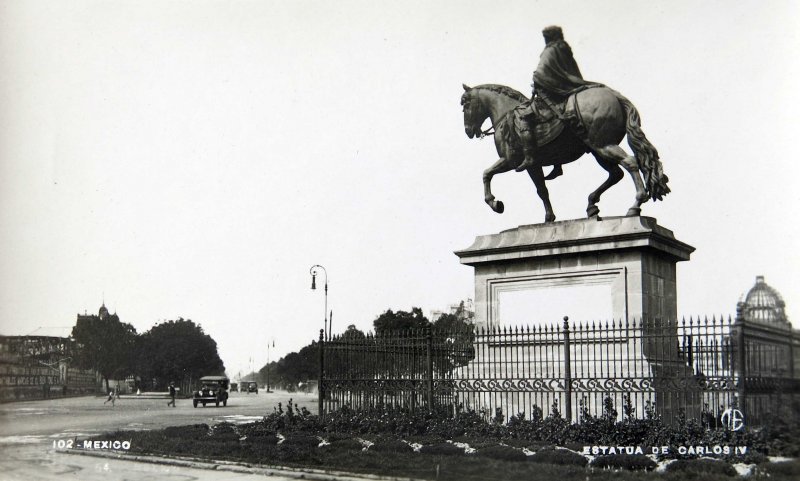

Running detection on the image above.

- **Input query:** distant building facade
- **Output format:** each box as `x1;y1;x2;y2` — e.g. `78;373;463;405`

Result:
737;276;791;328
77;302;120;324
0;302;126;402
0;335;99;402
735;276;798;378
429;298;475;323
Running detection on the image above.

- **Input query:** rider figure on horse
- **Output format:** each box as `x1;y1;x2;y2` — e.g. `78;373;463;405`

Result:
516;26;599;173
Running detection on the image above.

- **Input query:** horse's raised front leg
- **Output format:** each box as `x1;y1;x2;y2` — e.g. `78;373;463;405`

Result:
483;157;515;214
527;166;556;223
593;145;648;216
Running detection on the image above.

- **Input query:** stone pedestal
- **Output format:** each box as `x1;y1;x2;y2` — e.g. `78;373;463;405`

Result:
455;216;694;328
455;216;697;421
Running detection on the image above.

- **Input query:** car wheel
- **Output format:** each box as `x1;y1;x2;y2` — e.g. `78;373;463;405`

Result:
215;401;219;407
202;402;206;407
193;400;198;408
223;400;227;407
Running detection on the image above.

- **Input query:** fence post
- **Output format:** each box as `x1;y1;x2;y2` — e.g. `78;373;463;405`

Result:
737;322;747;416
563;316;572;422
426;327;434;409
318;329;325;418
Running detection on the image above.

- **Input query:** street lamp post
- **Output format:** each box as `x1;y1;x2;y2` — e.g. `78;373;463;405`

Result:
309;264;329;338
266;338;274;393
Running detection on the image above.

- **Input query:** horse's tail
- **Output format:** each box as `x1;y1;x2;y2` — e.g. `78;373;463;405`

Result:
610;89;670;201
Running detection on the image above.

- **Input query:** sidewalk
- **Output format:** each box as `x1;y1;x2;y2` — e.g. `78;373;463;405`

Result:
66;449;418;481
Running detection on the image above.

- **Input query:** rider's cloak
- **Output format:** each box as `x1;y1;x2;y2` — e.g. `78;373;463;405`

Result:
532;39;594;98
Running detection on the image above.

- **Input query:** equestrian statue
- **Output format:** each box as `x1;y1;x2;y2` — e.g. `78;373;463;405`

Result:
461;26;669;222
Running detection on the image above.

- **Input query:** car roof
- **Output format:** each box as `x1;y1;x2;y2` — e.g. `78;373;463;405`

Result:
199;376;229;381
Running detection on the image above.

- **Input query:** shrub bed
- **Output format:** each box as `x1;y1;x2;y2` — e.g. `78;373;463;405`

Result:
591;454;657;471
320;438;364;452
665;459;737;477
419;442;465;456
476;445;527;462
85;397;800;480
528;447;587;467
281;434;321;447
243;433;280;445
755;459;800;479
369;439;413;454
164;423;209;439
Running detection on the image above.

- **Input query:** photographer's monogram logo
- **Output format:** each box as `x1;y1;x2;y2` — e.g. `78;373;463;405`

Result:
721;408;744;431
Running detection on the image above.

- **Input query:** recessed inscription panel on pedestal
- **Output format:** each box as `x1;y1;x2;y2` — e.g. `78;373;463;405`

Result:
493;275;614;328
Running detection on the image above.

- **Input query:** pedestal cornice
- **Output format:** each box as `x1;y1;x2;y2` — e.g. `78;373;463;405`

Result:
455;216;694;266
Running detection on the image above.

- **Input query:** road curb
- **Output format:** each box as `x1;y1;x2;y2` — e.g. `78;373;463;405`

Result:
63;449;419;481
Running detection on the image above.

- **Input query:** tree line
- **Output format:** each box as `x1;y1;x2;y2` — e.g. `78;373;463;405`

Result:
256;303;474;391
70;316;225;392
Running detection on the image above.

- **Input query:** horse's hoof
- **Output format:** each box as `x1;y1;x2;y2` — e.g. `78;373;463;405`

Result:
494;201;505;214
626;207;641;217
544;214;556;223
587;205;600;218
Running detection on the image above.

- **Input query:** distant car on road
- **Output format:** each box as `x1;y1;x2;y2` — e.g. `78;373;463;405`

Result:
193;376;229;407
246;381;258;394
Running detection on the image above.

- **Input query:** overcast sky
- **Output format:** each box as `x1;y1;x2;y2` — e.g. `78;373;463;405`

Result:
1;0;798;378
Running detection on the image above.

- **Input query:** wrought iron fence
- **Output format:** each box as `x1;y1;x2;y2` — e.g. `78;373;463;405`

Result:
319;316;800;426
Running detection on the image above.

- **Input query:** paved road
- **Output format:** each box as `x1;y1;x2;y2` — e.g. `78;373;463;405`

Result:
0;390;325;481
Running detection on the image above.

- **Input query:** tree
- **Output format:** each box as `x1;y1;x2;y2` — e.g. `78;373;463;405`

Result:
341;324;366;340
432;301;476;373
373;307;430;333
71;316;138;392
135;318;225;390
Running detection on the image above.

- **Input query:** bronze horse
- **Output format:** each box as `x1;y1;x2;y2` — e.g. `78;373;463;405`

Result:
461;84;669;222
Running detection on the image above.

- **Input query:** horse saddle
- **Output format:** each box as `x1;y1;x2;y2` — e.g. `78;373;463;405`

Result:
512;97;565;147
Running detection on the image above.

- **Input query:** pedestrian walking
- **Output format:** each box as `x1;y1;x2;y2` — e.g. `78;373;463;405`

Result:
167;382;176;407
103;389;115;406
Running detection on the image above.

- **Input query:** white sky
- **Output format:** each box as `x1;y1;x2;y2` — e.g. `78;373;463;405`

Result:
1;0;798;378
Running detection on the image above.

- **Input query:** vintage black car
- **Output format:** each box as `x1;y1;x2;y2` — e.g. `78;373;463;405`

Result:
246;381;258;394
193;376;229;407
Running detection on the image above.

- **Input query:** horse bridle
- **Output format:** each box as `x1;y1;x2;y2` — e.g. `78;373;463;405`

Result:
463;93;498;139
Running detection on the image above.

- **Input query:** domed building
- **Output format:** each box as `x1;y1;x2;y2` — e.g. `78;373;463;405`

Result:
77;302;119;324
736;276;791;330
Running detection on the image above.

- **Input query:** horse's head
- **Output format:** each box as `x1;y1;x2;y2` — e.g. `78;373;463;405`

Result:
461;84;487;139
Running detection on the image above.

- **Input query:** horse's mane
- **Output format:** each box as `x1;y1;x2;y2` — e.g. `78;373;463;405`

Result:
474;84;529;103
